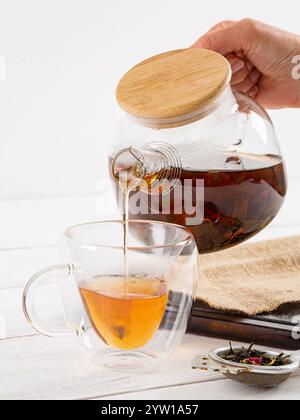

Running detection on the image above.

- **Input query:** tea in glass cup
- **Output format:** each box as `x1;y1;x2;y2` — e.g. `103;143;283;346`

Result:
80;275;168;350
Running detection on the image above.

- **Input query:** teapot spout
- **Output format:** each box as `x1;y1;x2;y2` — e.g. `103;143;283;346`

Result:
111;142;182;194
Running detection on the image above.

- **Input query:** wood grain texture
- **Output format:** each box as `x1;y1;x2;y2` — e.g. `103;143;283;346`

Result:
0;193;119;249
0;334;224;400
0;287;37;339
116;49;231;127
2;224;300;342
99;373;300;401
0;247;58;290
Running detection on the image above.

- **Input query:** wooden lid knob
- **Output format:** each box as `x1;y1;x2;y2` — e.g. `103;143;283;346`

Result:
116;48;231;128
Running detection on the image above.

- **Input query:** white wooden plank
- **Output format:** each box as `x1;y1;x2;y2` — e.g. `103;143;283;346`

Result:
0;193;119;249
0;246;58;290
1;192;300;292
1;224;299;293
0;246;72;340
0;334;227;400
0;180;299;250
0;284;68;339
1;224;300;341
0;247;73;340
0;287;36;339
100;374;300;400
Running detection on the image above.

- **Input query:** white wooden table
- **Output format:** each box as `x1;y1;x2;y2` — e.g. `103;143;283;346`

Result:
1;186;300;400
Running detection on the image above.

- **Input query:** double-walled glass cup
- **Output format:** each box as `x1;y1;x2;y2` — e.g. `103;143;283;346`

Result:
23;221;198;372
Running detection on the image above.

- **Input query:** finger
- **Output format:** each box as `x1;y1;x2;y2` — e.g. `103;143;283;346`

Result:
191;21;236;48
232;67;262;94
231;66;251;85
227;56;260;84
207;20;236;33
193;20;252;55
245;59;254;72
226;55;246;74
248;85;259;99
232;76;257;94
235;51;245;59
249;68;262;84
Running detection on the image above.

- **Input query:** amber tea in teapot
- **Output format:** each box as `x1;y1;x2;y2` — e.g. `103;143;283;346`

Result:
111;154;286;254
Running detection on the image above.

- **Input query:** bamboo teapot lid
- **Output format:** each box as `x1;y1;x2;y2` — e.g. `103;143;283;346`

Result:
116;48;231;129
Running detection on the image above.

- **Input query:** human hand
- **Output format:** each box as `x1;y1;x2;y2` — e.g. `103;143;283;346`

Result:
193;19;300;109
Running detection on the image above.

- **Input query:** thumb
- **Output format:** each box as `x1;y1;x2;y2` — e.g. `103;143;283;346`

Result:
192;20;251;55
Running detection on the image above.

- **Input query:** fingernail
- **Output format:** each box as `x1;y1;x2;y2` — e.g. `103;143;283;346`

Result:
248;86;259;97
231;60;245;73
250;69;261;83
246;60;253;72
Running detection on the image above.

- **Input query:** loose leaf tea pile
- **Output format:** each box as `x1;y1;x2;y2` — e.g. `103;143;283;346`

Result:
223;343;290;367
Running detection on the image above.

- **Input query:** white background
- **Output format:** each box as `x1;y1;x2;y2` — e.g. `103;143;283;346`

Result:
0;0;299;200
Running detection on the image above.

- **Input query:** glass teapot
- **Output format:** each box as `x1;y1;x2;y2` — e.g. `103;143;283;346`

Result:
110;48;287;254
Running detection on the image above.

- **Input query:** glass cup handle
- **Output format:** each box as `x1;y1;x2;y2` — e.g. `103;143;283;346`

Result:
22;264;75;337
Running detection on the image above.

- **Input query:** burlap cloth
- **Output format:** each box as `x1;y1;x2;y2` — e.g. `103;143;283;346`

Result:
196;235;300;316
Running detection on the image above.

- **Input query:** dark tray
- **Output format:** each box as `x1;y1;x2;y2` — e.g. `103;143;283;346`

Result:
188;301;300;350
